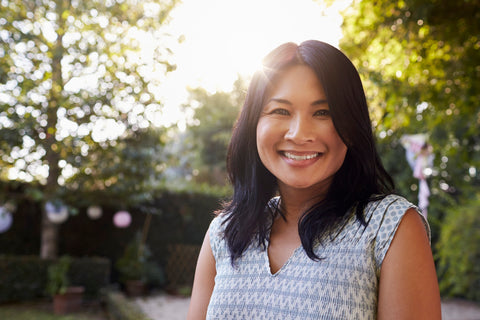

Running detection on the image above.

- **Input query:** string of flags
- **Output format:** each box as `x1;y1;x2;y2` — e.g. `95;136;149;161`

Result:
400;134;434;219
0;201;132;234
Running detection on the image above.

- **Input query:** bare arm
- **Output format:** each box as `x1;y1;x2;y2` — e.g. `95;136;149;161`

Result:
187;231;216;320
378;208;441;319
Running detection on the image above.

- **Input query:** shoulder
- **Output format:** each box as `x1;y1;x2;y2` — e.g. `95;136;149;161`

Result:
208;212;230;244
209;212;228;232
207;212;231;261
365;194;416;217
364;194;430;269
365;194;428;233
365;194;426;231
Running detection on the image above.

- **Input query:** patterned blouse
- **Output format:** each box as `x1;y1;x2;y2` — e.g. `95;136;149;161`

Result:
206;194;429;319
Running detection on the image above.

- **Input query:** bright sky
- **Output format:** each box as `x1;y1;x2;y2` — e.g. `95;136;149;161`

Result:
157;0;352;128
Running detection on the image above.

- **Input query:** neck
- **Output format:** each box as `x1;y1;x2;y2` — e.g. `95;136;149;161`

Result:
278;185;328;224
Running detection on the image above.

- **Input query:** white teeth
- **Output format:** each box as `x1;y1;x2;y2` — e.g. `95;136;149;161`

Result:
284;152;319;161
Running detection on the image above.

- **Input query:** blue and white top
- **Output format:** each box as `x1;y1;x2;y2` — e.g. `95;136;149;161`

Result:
206;194;429;319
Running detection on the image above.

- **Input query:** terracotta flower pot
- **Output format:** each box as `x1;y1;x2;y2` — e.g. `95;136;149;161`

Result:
125;280;147;297
53;286;85;315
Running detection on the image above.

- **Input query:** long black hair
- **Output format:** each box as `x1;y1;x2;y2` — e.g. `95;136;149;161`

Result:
222;40;394;263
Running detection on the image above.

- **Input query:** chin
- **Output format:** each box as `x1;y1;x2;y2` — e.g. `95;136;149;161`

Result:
283;181;317;190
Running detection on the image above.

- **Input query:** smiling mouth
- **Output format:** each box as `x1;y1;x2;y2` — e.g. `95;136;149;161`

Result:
283;152;320;161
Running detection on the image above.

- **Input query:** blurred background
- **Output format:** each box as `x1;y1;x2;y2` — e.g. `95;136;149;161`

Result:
0;0;479;318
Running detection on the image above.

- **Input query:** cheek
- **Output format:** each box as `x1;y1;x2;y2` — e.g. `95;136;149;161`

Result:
337;145;348;164
334;140;348;165
326;127;348;158
256;119;273;148
256;119;278;162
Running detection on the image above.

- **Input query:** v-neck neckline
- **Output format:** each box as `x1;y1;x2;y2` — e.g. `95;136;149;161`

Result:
264;196;303;276
265;244;302;276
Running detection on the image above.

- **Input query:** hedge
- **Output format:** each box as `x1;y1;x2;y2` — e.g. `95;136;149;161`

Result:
0;255;110;303
436;194;480;302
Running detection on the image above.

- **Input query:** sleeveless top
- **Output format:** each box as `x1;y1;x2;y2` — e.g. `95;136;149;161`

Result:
206;194;430;320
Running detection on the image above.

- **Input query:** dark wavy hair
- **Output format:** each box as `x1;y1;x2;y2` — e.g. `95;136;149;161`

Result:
222;40;394;263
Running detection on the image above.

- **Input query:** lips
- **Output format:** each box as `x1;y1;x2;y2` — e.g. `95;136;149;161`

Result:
283;151;320;161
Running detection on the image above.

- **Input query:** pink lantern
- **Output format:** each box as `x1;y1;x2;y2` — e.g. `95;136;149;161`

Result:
0;207;13;233
113;210;131;228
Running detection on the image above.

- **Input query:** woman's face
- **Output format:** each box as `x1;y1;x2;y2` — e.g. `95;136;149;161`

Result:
256;64;347;195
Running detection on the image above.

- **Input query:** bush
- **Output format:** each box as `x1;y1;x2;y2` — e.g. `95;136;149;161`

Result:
0;255;110;303
69;256;111;298
104;290;151;320
436;195;480;302
0;255;50;302
46;256;72;296
116;232;165;287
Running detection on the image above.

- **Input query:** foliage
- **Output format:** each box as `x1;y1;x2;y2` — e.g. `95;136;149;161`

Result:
115;232;165;286
0;0;180;257
436;194;480;302
0;305;104;320
104;290;151;320
177;285;193;297
171;77;246;187
46;255;72;296
67;257;111;298
0;255;51;302
63;127;168;207
340;0;480;204
0;255;110;303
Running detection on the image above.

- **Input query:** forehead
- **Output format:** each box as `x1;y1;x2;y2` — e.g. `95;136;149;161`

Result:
266;64;326;99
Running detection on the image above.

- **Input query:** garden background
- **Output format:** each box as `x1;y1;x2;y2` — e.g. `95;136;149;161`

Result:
0;0;479;313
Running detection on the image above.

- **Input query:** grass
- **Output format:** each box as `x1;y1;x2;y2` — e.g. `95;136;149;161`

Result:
0;300;108;320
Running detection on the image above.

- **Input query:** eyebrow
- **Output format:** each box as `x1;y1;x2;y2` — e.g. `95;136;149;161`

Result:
267;98;328;106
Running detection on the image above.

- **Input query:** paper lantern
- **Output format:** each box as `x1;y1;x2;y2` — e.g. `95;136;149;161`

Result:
0;207;13;233
87;205;102;219
113;211;131;228
45;201;69;224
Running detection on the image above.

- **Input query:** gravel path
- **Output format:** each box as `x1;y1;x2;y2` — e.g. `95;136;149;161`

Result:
134;294;480;320
134;294;190;320
441;299;480;320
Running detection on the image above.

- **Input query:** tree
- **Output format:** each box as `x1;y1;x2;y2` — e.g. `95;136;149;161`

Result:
339;0;480;204
172;77;246;188
0;0;179;258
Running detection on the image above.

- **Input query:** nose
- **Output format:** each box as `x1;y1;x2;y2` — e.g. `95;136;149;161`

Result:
284;115;315;143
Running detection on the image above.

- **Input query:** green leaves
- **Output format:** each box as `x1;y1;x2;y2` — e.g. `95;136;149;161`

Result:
46;255;72;296
176;77;246;187
436;194;480;301
341;0;480;200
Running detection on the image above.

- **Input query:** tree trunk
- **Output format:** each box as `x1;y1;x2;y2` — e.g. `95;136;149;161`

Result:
40;0;65;259
40;208;58;258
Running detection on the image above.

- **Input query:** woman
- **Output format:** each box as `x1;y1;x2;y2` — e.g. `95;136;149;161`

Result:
188;40;441;319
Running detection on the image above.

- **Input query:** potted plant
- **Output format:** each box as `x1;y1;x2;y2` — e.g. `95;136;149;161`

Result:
46;255;85;315
116;233;165;296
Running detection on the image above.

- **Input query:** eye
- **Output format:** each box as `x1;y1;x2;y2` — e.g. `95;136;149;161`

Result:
270;108;290;116
314;109;330;117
